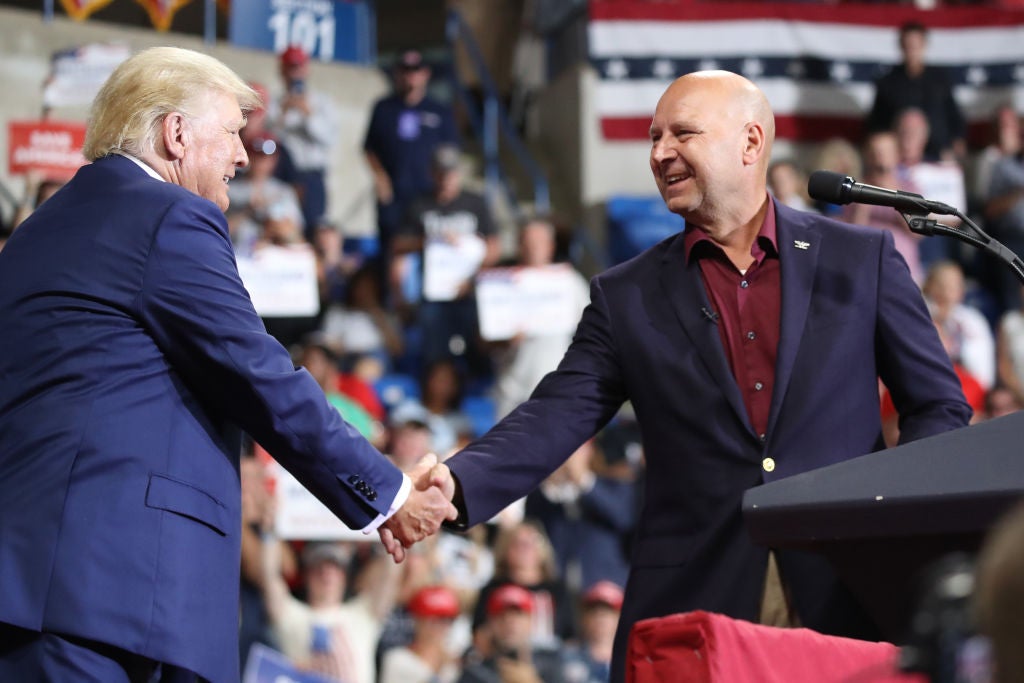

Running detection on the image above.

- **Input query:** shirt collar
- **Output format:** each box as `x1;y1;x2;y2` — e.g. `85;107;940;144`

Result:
114;152;166;182
683;194;778;266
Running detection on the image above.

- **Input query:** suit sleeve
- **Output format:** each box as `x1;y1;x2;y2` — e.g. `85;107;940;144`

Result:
446;278;628;526
873;229;973;442
133;197;402;528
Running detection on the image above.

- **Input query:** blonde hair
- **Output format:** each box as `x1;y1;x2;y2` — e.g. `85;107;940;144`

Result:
83;46;261;161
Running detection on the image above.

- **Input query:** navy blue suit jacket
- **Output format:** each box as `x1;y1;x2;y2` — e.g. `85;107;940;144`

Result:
446;200;971;678
0;155;403;682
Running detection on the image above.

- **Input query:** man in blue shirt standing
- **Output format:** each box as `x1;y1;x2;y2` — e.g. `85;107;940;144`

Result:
364;49;460;259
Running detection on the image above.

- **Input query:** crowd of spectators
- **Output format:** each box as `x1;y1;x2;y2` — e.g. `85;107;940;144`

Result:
3;23;1024;682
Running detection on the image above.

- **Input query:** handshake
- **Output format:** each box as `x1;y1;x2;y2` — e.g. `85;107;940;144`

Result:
378;453;458;563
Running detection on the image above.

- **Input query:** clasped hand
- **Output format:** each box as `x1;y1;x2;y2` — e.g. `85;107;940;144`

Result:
378;453;457;563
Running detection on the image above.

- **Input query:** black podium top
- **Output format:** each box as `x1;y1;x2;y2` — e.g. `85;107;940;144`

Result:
744;411;1024;544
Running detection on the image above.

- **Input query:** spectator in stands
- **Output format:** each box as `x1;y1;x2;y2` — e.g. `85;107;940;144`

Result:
996;286;1024;407
387;402;436;468
491;216;590;418
984;385;1022;420
394;359;471;456
262;536;401;683
811;137;862;216
563;581;624;683
922;261;996;390
380;585;463;683
972;104;1021;215
300;336;380;443
866;21;965;162
525;439;635;591
767;159;816;214
974;500;1024;683
473;521;575;648
238;452;298;666
843;131;925;283
364;49;460;256
460;584;566;683
243;81;299;196
895;107;967;270
393;144;501;378
320;262;405;374
226;132;305;255
269;45;338;238
984;122;1024;312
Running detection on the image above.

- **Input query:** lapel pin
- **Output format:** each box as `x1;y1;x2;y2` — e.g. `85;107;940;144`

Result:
794;240;810;250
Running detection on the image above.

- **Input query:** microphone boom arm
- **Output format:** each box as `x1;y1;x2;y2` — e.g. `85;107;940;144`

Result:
901;209;1024;286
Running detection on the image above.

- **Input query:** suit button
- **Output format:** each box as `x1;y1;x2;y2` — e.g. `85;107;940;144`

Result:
367;491;377;502
356;482;368;492
762;457;775;473
348;475;360;485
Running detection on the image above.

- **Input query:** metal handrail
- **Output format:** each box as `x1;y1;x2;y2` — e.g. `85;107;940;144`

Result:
445;8;550;221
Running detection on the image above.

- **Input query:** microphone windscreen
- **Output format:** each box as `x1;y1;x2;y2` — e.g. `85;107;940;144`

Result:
807;170;849;205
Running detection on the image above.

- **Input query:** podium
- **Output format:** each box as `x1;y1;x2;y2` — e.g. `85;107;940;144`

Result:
742;411;1024;641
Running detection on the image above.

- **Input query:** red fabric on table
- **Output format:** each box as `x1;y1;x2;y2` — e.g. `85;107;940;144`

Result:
626;611;927;683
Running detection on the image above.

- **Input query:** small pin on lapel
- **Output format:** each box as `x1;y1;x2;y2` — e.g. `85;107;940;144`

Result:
794;240;810;250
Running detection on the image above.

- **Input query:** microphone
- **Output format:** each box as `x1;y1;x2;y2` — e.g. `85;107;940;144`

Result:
701;306;719;324
807;170;959;217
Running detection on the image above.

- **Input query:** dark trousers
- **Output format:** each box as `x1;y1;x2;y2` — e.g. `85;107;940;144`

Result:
0;622;201;683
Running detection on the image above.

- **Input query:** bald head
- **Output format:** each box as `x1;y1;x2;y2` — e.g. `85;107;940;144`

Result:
649;70;775;233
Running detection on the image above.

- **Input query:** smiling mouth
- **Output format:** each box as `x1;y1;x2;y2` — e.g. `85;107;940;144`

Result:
664;173;689;187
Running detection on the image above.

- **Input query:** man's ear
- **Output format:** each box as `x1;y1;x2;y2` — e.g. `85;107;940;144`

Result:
742;122;766;166
162;112;188;161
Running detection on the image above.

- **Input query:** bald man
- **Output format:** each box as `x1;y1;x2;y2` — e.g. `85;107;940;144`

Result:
438;71;970;681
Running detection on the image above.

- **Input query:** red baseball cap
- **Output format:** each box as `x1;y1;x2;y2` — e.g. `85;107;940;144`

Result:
280;45;309;67
407;585;460;619
486;584;534;616
582;580;624;610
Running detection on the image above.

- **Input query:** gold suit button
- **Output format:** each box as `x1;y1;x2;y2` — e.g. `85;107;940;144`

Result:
762;457;776;473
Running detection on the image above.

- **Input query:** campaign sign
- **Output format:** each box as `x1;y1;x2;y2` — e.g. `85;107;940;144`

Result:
476;264;584;341
243;643;341;683
8;120;88;179
261;456;367;542
236;244;320;318
229;0;374;65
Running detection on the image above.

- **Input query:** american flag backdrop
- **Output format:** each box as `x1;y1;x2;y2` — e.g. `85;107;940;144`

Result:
589;1;1024;143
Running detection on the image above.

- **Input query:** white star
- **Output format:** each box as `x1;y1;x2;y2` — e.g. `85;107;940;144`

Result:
697;59;719;72
605;59;629;80
830;61;853;82
787;60;806;79
652;59;675;80
742;58;764;79
966;65;988;86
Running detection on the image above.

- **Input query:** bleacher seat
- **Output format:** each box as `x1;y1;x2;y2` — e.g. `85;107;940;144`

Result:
606;195;684;266
460;395;497;438
373;373;420;413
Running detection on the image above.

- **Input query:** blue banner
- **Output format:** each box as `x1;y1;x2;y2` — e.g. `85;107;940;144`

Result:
229;0;375;65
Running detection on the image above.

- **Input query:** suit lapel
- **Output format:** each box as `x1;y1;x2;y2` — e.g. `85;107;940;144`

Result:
658;233;753;434
767;204;821;439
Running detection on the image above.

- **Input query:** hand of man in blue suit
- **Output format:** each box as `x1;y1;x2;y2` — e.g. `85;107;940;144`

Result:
380;453;457;562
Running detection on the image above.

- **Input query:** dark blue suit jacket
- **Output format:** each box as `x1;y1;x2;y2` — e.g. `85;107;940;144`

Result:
446;200;971;679
0;155;403;683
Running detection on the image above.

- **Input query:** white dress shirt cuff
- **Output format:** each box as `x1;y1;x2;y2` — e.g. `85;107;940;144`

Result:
360;473;412;534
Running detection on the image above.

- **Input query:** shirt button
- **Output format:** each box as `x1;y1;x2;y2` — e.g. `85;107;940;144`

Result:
754;381;764;391
759;433;767;443
740;280;749;289
762;457;775;473
747;331;756;340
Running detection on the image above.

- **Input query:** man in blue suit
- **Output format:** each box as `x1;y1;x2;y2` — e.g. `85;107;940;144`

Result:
440;71;972;682
0;47;454;682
